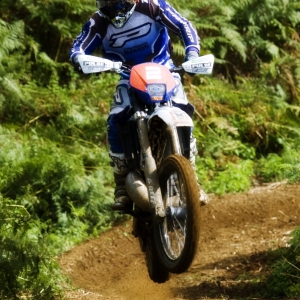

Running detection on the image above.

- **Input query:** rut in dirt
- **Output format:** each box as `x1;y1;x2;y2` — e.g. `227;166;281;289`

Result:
59;182;300;300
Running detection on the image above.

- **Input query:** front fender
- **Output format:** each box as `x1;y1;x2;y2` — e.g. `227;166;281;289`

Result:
148;106;193;129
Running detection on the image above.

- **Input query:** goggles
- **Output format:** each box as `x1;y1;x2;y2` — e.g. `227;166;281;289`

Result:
96;0;135;10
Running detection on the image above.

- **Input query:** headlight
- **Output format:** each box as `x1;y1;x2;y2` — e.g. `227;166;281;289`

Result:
147;84;166;100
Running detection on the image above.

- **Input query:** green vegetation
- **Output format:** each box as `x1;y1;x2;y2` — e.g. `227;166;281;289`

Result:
0;199;64;299
265;227;300;298
0;0;299;298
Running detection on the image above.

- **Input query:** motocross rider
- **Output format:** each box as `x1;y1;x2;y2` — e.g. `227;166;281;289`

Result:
70;0;209;211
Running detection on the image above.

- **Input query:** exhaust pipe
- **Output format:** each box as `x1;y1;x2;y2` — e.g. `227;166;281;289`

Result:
125;171;150;212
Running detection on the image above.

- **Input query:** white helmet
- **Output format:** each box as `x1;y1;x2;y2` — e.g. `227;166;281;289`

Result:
96;0;136;28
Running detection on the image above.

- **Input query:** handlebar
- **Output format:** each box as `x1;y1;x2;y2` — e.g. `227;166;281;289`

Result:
117;64;184;79
77;54;214;76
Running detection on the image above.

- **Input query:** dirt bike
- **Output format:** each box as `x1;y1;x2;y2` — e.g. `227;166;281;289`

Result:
77;54;214;283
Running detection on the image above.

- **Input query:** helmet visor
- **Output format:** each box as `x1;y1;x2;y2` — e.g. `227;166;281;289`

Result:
96;0;135;10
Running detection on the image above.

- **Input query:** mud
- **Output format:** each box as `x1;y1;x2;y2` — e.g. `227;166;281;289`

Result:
59;182;300;299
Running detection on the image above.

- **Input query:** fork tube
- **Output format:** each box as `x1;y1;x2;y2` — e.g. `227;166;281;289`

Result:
166;126;182;155
135;113;165;219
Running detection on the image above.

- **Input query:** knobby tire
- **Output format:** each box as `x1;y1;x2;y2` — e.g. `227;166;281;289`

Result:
145;224;170;283
155;154;201;274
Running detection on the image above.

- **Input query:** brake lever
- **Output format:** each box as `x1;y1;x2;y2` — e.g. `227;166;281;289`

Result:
170;66;184;73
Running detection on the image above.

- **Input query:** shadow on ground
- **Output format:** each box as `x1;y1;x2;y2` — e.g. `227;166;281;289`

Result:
172;249;286;300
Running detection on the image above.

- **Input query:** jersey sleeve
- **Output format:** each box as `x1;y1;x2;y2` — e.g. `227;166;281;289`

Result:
151;0;200;54
70;12;104;62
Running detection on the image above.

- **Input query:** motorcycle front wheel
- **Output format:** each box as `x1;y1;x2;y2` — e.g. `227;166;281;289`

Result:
145;223;170;283
155;154;201;274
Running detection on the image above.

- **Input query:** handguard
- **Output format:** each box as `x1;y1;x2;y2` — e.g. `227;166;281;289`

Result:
182;54;214;75
77;55;122;74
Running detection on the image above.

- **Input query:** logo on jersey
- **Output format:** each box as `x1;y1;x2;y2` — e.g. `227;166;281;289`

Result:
165;7;195;43
109;23;152;48
124;42;149;54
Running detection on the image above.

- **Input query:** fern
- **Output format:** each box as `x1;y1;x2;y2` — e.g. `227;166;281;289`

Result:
0;0;299;296
266;227;300;298
0;198;64;299
171;0;247;62
0;20;24;57
0;19;25;106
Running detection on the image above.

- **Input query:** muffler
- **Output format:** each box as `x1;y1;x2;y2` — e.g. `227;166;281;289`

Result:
125;171;150;212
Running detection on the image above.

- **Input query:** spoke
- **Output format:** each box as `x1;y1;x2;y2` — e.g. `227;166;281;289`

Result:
163;221;176;257
172;215;185;234
159;162;189;260
172;218;185;249
166;214;185;257
156;155;200;272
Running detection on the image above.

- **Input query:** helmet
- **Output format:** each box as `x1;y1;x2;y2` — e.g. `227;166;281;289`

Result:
96;0;136;28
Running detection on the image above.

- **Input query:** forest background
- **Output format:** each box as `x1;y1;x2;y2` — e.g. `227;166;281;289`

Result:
0;0;300;298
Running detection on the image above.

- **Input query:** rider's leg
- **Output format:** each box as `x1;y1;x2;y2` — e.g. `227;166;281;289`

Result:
108;150;132;211
172;73;210;206
189;135;210;205
107;79;132;211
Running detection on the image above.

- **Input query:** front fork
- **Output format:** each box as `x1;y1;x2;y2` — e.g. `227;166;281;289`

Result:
165;125;182;156
134;111;166;219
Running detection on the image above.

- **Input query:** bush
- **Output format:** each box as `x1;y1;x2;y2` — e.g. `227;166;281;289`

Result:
256;149;300;183
266;227;300;298
0;198;63;299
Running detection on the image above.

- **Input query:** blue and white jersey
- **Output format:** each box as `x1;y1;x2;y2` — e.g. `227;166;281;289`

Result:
70;0;200;66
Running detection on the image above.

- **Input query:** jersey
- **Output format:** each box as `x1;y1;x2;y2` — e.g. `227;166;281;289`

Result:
70;0;200;66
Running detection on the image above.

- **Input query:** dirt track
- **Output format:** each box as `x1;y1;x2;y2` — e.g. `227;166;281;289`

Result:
59;182;300;299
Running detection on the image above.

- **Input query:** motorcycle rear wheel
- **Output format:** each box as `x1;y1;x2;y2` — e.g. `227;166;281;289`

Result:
155;154;201;274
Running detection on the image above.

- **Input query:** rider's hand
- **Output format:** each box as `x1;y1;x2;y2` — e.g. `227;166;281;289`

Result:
71;55;83;73
184;50;199;77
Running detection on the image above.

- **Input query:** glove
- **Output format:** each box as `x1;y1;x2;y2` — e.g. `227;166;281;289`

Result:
71;55;83;73
185;50;199;62
184;50;199;77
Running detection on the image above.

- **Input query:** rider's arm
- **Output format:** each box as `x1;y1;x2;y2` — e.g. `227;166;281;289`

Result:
69;12;105;68
150;0;200;56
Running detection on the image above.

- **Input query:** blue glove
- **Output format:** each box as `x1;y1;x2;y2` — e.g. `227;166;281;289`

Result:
184;51;199;77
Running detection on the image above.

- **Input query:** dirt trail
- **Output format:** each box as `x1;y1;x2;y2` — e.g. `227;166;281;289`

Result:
59;182;300;299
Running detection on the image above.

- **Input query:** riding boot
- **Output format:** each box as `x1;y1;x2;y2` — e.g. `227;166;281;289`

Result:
109;151;133;211
190;136;210;206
